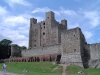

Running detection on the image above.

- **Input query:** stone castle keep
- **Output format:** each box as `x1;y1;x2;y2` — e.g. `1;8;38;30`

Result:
8;11;100;68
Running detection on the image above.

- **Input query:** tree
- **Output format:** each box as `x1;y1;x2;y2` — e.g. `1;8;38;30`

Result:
0;39;12;59
20;46;27;50
0;39;12;46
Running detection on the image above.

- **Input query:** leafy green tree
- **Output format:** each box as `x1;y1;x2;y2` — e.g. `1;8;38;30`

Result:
0;39;12;46
0;39;12;59
20;46;27;50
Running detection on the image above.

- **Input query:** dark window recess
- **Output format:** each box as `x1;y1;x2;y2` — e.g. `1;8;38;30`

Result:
35;40;36;42
34;45;36;47
74;49;76;52
35;29;36;31
47;17;49;19
44;26;45;29
74;35;75;37
41;27;42;29
43;32;45;35
35;34;36;36
43;22;45;25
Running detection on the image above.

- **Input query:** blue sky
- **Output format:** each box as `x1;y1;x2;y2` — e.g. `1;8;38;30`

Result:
0;0;100;47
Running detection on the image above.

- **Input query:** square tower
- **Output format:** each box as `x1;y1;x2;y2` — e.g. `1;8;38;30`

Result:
46;11;55;20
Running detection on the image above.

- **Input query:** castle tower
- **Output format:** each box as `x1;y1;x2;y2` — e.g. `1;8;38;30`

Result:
61;19;67;30
29;11;67;48
46;11;55;20
29;18;37;49
44;11;60;46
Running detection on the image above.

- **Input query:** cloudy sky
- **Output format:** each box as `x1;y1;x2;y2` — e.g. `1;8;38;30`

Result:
0;0;100;47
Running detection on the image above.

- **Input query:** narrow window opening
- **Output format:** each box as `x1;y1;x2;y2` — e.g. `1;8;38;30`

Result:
35;40;36;42
74;49;76;52
43;22;45;25
43;32;45;35
44;26;45;29
34;45;36;47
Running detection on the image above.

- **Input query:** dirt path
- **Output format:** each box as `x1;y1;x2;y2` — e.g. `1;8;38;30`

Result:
52;65;60;72
0;71;24;75
62;64;67;75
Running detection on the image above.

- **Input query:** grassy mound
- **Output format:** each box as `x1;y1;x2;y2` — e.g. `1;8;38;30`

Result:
0;62;62;75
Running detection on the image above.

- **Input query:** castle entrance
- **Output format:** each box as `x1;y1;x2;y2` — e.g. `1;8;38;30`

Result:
56;55;61;64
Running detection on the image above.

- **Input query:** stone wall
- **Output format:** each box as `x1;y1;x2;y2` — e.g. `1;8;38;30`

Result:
89;43;100;60
11;44;21;57
22;44;61;57
88;43;100;68
60;53;83;67
61;27;81;54
60;27;83;66
80;28;89;68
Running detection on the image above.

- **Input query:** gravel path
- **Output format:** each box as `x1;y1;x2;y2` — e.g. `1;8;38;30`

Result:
0;71;24;75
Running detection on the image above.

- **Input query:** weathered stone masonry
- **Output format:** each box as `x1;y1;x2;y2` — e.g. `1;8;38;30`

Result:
8;11;100;68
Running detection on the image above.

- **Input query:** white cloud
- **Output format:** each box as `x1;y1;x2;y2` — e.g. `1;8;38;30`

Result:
35;16;44;22
31;7;76;16
2;29;25;40
31;7;51;14
69;23;79;29
0;12;30;47
0;28;28;47
31;7;61;15
83;11;100;27
83;31;93;39
60;7;76;16
0;6;8;16
4;15;29;26
5;0;31;7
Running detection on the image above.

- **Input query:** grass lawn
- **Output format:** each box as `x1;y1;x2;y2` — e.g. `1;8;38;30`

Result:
66;65;100;75
0;62;62;75
0;62;100;75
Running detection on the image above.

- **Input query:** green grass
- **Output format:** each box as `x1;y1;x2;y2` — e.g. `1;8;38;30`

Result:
0;62;62;75
66;65;100;75
0;62;100;75
85;68;100;75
